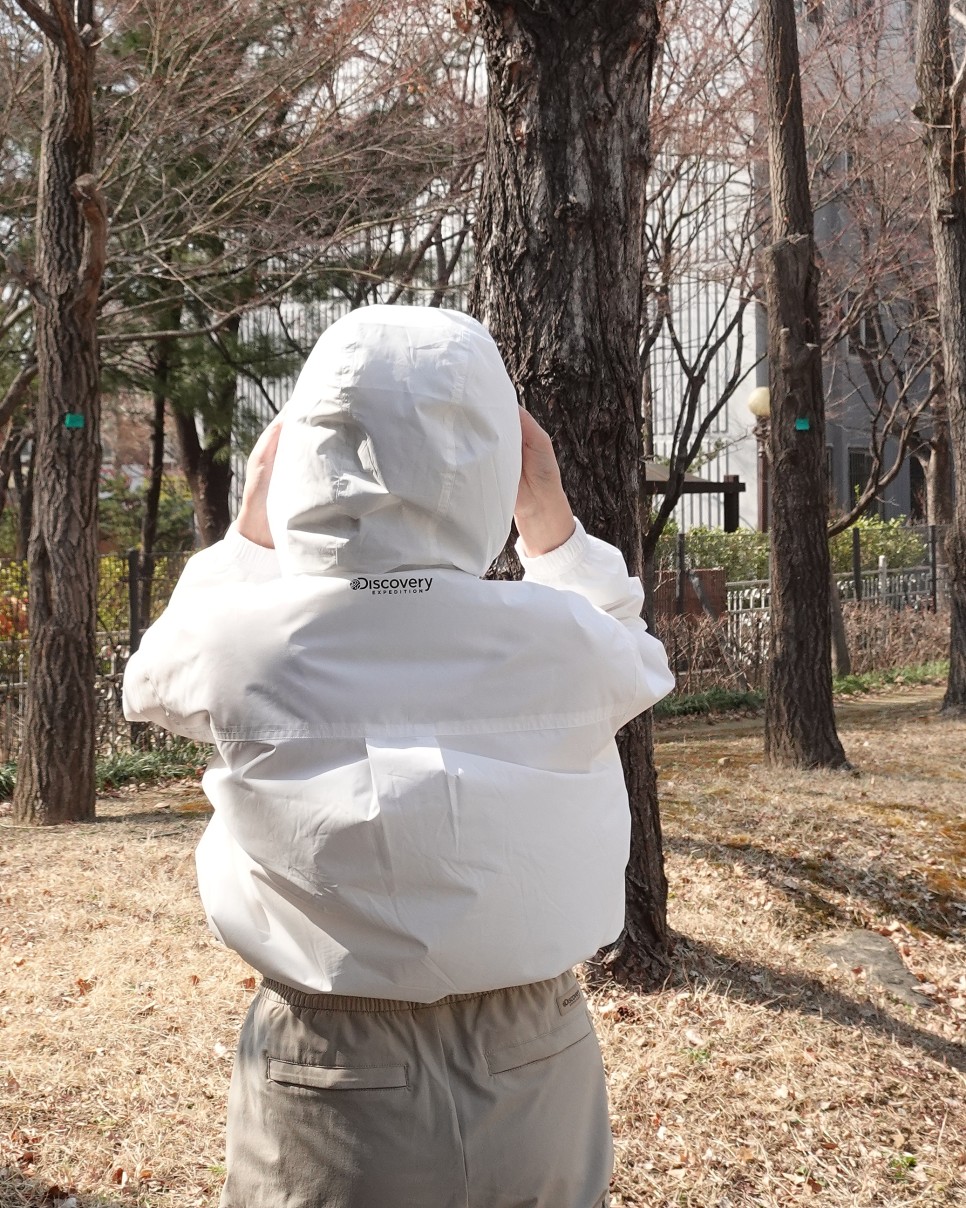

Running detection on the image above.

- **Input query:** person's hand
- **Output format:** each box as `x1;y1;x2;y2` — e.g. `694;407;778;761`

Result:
514;407;576;557
236;419;281;548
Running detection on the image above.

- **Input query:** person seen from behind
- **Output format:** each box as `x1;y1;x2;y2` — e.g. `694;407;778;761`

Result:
123;305;674;1208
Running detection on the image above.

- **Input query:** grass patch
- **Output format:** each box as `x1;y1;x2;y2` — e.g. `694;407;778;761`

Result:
832;659;949;696
657;660;950;719
655;686;764;718
0;740;209;800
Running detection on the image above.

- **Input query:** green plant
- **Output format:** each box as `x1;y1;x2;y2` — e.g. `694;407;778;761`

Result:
887;1153;917;1182
0;740;210;800
653;515;931;582
98;472;196;555
829;514;928;572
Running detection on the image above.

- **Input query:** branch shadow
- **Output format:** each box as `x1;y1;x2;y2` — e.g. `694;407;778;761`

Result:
662;933;966;1074
664;834;965;941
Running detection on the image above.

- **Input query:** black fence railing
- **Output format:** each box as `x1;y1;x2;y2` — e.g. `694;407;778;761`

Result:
0;551;191;763
0;526;955;761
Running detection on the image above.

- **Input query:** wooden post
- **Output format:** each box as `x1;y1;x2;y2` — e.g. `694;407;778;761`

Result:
929;523;938;612
723;474;740;532
852;526;863;602
127;549;141;657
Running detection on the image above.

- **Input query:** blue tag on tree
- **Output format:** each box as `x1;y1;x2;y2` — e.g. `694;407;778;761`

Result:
64;413;85;430
795;417;811;431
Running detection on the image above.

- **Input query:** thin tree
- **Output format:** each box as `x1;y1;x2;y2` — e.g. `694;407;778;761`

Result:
641;0;762;550
472;0;669;982
4;0;106;824
758;0;849;768
916;0;966;716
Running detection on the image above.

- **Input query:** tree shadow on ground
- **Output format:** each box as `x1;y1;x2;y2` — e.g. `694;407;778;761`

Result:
663;834;965;941
671;934;966;1073
93;807;210;827
0;1166;125;1208
655;689;944;747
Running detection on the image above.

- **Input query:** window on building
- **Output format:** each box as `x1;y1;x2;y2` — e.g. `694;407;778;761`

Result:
908;454;926;521
848;447;885;517
843;291;874;356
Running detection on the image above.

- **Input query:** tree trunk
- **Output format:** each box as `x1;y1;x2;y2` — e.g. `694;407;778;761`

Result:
139;317;179;627
172;405;232;547
171;317;238;547
916;0;966;717
926;406;954;527
138;392;165;629
472;0;668;983
11;436;34;561
12;2;106;825
758;0;848;768
829;570;851;678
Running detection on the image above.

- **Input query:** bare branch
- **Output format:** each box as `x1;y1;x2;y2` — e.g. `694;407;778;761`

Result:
4;249;49;307
0;359;37;429
9;0;63;43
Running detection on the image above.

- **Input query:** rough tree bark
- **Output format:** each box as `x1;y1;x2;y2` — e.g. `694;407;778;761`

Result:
758;0;848;768
172;409;232;547
11;0;105;825
171;316;239;547
471;0;668;983
138;311;179;629
916;0;966;716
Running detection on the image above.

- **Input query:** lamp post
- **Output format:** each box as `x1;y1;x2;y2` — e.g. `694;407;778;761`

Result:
747;386;771;532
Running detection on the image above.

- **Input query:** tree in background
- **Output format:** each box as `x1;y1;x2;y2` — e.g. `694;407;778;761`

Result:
640;0;760;561
3;0;106;825
472;0;668;982
801;2;946;531
757;0;848;768
916;0;966;716
1;0;483;550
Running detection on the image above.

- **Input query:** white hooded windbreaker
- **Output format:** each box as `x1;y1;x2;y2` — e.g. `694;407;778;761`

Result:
123;306;674;1002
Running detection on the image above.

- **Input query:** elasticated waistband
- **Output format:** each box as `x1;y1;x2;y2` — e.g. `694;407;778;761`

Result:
260;976;551;1014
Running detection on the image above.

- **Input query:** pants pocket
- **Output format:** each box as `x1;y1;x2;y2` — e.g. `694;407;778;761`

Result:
484;1008;592;1074
267;1056;408;1090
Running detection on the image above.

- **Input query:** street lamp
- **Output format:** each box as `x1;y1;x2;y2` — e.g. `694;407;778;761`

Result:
747;386;771;532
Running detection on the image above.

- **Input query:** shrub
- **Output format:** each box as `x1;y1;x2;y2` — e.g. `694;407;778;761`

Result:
653;514;930;582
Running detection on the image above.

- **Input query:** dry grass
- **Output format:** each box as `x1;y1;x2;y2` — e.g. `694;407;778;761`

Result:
660;607;950;694
1;686;965;1207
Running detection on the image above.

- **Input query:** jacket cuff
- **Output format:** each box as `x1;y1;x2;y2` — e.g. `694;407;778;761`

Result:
515;519;591;581
223;524;280;580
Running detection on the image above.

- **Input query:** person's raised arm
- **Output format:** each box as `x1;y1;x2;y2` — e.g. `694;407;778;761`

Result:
513;406;576;558
123;419;283;734
513;407;674;719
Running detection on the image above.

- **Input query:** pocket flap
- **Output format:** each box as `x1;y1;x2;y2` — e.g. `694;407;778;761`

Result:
485;1009;592;1075
267;1058;408;1090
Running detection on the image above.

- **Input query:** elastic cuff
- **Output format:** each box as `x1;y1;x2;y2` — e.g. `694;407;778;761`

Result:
516;518;590;578
223;524;280;576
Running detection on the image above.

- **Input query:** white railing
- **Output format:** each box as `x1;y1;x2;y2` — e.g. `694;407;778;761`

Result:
727;561;947;619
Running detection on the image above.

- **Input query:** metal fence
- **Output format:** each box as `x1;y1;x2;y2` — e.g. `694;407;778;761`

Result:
727;560;948;640
0;528;955;761
0;551;191;762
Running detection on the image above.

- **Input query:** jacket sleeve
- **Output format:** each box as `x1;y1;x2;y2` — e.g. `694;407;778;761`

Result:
122;526;280;739
516;519;675;723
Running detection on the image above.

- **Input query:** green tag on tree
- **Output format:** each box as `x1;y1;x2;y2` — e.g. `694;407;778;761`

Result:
64;413;85;430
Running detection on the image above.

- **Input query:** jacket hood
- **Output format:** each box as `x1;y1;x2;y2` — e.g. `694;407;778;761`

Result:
266;306;521;577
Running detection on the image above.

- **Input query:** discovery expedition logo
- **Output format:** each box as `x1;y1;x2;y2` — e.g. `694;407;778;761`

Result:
350;575;433;596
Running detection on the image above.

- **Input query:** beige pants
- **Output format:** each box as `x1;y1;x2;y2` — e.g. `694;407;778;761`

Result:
220;970;613;1208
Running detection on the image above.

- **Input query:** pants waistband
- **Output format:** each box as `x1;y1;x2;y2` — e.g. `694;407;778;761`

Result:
260;974;566;1014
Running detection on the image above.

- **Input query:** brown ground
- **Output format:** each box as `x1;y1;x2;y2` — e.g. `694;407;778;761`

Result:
1;684;964;1207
